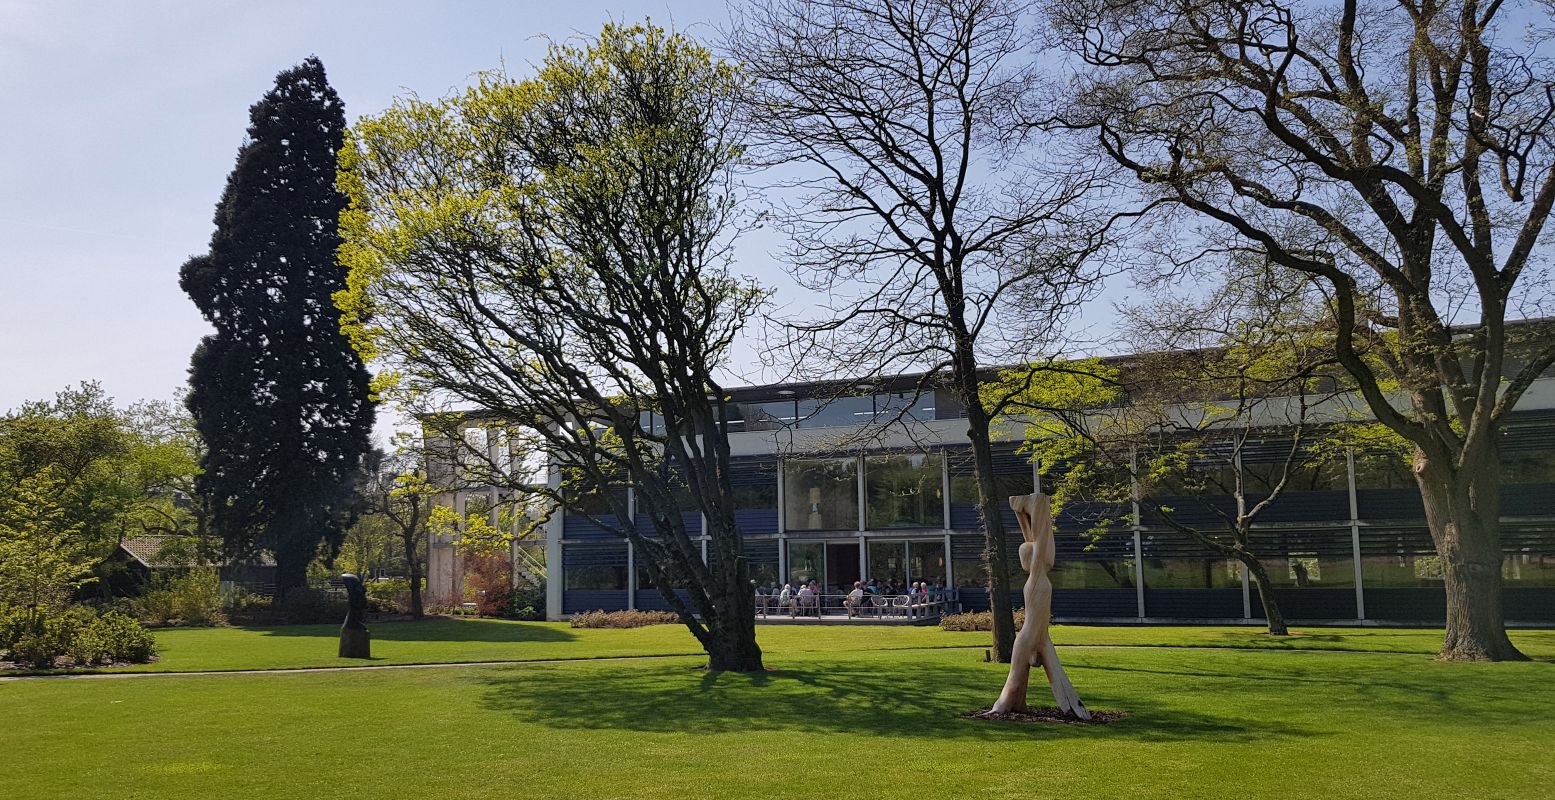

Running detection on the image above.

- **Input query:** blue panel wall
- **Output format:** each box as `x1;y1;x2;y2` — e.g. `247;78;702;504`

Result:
562;590;630;614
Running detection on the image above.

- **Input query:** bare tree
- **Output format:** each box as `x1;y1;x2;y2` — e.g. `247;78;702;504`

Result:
337;23;768;671
729;0;1113;662
1014;268;1368;635
1046;0;1555;660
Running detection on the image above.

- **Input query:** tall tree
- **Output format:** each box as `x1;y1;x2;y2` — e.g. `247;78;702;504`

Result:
1047;0;1555;660
338;23;768;671
180;57;375;597
728;0;1111;662
355;443;437;618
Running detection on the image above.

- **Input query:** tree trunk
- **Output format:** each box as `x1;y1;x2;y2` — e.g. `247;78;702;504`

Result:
1418;452;1526;661
964;401;1017;664
406;535;424;619
1241;554;1289;636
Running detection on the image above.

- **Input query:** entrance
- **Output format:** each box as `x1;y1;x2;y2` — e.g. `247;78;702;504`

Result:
825;543;860;592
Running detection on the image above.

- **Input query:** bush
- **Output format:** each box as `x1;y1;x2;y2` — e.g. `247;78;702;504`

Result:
366;578;412;614
132;568;227;627
279;588;348;625
569;609;680;629
939;609;1025;632
508;579;545;621
1;606;157;668
464;552;513;616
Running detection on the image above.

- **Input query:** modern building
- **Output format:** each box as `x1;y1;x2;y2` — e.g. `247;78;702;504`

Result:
430;366;1555;626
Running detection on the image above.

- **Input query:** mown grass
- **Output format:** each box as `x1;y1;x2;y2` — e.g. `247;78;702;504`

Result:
4;637;1553;799
15;617;1554;674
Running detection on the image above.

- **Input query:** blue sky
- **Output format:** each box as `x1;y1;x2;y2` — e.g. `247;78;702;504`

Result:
0;0;1125;435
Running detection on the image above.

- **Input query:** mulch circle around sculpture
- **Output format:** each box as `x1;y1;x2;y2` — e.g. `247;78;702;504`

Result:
963;707;1129;725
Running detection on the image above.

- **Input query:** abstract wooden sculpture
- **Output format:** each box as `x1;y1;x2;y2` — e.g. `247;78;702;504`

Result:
991;493;1090;719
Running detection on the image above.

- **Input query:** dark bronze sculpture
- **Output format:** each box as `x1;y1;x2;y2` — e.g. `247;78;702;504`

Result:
338;573;371;659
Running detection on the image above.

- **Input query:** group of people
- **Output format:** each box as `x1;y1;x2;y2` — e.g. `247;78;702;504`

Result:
753;578;948;617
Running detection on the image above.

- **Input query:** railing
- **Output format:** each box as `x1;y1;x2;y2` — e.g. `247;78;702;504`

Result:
755;592;953;621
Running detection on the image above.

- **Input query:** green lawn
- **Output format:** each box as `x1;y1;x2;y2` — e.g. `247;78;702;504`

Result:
4;622;1553;798
23;617;1555;673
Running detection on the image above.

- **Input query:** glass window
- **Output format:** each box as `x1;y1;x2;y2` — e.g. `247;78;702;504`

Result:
1504;552;1555;586
796;396;875;428
1361;554;1445;587
564;566;627;590
1050;559;1136;589
784;458;859;531
730;401;797;432
867;541;906;591
1259;554;1354;588
950;474;1034;506
907;540;947;586
787;542;825;586
566;485;628;518
874;392;936;421
1143;558;1242;589
1501;450;1555;484
866;453;944;529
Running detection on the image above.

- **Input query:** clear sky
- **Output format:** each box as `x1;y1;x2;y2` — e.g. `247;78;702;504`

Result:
0;0;1124;435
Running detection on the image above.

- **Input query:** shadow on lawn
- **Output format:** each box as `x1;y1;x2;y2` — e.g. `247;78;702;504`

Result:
471;659;1301;743
247;618;577;645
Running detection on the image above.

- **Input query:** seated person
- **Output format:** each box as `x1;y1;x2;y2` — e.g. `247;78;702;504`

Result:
844;581;866;617
795;582;816;616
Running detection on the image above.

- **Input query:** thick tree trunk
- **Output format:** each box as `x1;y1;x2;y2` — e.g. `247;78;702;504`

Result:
274;554;308;601
1241;555;1289;636
964;402;1017;664
406;537;424;619
1417;451;1526;661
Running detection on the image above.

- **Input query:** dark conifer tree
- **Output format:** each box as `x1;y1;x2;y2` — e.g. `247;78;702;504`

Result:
180;57;375;597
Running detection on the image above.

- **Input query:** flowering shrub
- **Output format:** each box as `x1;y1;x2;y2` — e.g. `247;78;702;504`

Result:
569;609;680;629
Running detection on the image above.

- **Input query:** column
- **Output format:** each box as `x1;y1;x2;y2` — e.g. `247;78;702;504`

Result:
1347;448;1366;620
626;540;636;611
544;464;564;621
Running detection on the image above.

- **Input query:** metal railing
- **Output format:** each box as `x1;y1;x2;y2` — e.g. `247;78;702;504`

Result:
755;592;953;621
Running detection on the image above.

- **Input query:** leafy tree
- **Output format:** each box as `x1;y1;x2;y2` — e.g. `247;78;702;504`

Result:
0;469;96;626
338;23;768;670
1047;0;1555;660
728;0;1113;662
354;444;439;618
180;56;376;597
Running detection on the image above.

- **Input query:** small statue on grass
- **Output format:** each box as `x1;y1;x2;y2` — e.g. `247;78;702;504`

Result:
990;493;1090;720
338;573;371;659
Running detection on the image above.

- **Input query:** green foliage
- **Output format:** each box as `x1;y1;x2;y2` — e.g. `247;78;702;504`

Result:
131;568;228;627
278;588;348;626
0;469;96;615
1;606;156;668
568;609;681;629
366;577;413;614
180;56;375;596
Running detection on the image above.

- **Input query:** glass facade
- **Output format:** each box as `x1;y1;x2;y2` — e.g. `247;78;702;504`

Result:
1050;559;1136;589
1143;558;1242;589
564;566;627;590
866;453;944;529
787;542;824;586
908;540;947;586
784;458;860;531
867;541;906;590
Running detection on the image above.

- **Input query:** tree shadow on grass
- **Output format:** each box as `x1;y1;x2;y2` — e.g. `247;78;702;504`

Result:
248;618;577;645
471;659;1306;744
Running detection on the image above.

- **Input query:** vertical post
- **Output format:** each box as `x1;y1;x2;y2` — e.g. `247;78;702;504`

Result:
1234;450;1250;620
778;535;788;586
776;459;786;534
857;455;868;533
1241;562;1251;620
1130;447;1146;619
626;540;636;611
858;535;867;583
1347;448;1366;620
942;451;953;531
544;463;564;621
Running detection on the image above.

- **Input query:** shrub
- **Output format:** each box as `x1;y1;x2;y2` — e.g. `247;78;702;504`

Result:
939;610;1025;632
131;568;227;627
366;578;412;614
508;579;545;621
1;606;157;668
279;588;347;625
464;552;513;616
569;609;680;629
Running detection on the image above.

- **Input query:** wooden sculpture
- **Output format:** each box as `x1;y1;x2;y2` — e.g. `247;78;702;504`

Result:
991;493;1090;719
